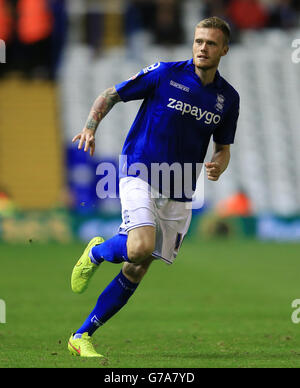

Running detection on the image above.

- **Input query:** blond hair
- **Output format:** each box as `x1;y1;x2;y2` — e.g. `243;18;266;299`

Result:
196;17;231;45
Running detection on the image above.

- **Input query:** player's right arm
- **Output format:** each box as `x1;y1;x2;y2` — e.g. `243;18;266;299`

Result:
73;62;164;156
72;86;121;156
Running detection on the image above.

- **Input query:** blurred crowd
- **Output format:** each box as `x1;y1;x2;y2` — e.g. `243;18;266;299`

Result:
0;0;299;80
203;0;300;42
85;0;300;50
0;0;67;79
204;0;300;29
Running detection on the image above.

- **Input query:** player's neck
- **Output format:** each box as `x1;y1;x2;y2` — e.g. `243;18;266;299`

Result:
194;66;217;86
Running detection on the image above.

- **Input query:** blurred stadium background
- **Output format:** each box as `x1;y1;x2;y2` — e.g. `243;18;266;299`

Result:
1;0;300;369
0;0;300;244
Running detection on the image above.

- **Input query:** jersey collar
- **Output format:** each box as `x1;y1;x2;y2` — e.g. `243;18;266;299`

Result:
186;58;223;89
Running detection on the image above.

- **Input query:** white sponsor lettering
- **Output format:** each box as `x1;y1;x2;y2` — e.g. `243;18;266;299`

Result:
167;98;221;125
167;98;177;109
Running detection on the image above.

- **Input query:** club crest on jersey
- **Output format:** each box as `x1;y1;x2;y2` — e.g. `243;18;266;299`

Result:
215;94;225;112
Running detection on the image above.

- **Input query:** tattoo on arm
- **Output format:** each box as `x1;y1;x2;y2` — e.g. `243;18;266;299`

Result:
85;87;121;132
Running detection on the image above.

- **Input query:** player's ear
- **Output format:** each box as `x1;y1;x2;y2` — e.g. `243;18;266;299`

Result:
221;45;229;57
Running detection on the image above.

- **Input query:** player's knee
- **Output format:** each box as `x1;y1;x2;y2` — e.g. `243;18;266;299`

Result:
127;240;154;264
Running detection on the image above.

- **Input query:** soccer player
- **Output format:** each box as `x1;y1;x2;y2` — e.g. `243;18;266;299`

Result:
67;16;240;357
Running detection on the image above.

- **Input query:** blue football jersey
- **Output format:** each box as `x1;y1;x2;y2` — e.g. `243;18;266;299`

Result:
115;59;240;201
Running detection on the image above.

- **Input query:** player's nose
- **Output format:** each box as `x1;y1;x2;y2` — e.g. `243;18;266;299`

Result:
200;43;208;51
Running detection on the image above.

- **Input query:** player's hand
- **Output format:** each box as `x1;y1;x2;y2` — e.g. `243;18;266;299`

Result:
72;128;96;157
205;162;222;181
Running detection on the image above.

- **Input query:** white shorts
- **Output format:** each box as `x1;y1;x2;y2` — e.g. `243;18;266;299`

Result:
118;176;192;264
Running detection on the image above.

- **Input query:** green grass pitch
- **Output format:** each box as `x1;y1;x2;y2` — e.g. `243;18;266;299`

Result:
1;238;300;368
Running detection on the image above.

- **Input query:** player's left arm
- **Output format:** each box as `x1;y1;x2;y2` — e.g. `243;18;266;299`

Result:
205;142;230;181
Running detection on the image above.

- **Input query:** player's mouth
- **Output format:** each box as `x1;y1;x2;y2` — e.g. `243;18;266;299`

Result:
198;55;209;60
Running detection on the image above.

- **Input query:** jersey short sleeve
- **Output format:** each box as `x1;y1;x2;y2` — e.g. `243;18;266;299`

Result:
213;93;240;145
115;62;165;102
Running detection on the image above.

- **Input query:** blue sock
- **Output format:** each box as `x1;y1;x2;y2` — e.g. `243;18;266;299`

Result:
89;234;130;265
75;270;139;336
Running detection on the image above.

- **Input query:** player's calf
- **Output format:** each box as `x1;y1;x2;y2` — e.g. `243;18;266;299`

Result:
122;257;154;283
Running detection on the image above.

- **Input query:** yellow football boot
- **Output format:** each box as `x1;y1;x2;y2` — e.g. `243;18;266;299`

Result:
68;332;104;358
71;236;104;294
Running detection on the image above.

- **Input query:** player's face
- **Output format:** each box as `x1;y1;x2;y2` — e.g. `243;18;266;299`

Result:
193;28;229;71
